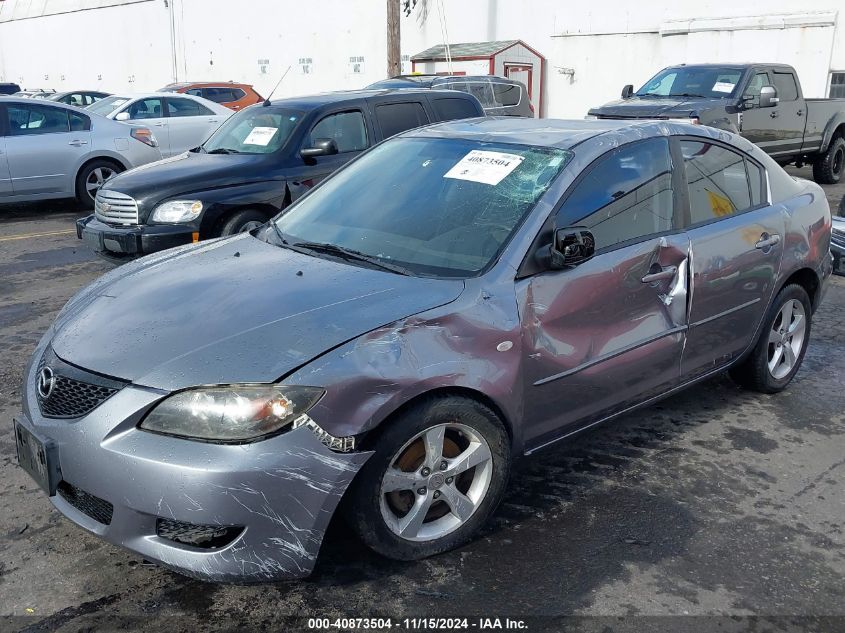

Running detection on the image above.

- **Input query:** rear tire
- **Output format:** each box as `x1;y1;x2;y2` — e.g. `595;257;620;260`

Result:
813;136;845;185
218;209;268;236
75;159;123;208
344;395;510;561
729;284;812;393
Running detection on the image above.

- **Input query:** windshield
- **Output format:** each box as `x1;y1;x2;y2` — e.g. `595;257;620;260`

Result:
636;66;743;98
274;137;572;278
203;107;301;154
87;95;129;115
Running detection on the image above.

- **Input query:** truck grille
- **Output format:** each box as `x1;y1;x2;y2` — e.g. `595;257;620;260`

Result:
832;227;845;248
94;190;139;225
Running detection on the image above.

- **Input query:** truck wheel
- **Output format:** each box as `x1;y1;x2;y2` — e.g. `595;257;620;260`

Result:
344;395;510;561
729;284;812;393
75;159;123;208
218;209;268;236
813;136;845;185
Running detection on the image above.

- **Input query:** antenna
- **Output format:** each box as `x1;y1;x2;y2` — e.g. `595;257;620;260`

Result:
263;65;292;106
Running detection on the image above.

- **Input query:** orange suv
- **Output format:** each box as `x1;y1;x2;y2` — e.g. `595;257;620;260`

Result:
158;82;263;111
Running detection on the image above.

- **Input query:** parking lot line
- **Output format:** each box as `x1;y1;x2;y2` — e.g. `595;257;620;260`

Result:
0;229;76;242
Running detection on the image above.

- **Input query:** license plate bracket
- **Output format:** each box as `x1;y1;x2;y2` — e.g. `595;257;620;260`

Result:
82;229;104;252
14;419;60;496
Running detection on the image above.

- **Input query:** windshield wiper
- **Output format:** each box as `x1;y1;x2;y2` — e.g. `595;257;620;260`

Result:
291;240;411;276
206;147;242;154
666;92;707;98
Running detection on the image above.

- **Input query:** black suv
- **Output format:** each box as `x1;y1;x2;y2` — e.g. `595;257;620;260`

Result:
367;75;534;117
77;88;484;261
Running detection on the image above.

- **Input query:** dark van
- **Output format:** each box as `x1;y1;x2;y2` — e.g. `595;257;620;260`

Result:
77;88;484;260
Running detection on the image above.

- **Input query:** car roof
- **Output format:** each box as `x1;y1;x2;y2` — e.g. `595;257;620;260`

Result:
265;87;472;108
662;62;794;70
172;82;253;89
404;117;710;150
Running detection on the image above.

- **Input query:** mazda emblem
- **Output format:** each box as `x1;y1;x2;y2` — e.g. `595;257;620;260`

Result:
37;367;56;399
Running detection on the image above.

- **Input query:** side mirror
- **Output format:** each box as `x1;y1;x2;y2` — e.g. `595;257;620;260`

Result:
114;111;131;121
551;227;595;269
759;86;779;108
621;84;634;99
300;138;338;158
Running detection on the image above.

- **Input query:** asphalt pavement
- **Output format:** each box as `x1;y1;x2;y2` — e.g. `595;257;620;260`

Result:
0;168;843;632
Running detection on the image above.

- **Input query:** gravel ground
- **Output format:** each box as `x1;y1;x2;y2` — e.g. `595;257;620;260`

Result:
0;167;843;632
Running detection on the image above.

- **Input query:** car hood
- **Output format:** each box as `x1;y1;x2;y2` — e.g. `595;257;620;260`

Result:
101;152;275;214
588;96;727;118
50;234;465;391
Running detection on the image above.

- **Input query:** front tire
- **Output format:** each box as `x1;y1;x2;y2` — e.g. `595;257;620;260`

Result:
813;136;845;185
729;284;812;393
218;209;268;236
345;395;510;561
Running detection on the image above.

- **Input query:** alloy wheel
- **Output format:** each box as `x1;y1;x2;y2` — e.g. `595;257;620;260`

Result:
379;422;493;542
767;299;806;380
86;167;116;201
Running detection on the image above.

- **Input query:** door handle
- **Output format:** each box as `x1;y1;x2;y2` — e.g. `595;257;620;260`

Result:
68;139;88;146
208;118;219;123
770;111;779;118
642;265;677;284
154;122;166;127
755;233;781;250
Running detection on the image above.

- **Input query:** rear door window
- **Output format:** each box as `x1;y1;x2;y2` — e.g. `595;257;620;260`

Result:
557;137;675;251
681;141;754;224
69;111;91;131
466;81;496;108
771;71;799;102
375;101;430;138
7;104;71;135
203;87;235;103
431;97;480;121
308;110;368;153
167;97;214;117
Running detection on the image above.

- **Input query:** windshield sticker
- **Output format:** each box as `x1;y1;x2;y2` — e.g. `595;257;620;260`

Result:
712;81;735;93
444;150;525;186
244;126;278;146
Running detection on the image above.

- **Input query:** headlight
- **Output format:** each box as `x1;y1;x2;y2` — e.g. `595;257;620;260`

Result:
151;200;203;223
139;385;325;442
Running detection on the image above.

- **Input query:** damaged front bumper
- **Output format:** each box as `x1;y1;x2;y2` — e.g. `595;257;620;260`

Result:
16;352;372;583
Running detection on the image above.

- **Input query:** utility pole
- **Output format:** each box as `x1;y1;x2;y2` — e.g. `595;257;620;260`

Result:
387;0;400;78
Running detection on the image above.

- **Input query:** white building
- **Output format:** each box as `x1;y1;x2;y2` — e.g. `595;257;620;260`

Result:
0;0;842;118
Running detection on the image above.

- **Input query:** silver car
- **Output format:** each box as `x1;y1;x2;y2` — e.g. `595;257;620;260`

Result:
87;92;231;158
0;97;163;206
13;119;832;583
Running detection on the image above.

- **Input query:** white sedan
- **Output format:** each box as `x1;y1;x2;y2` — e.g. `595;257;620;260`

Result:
87;92;231;158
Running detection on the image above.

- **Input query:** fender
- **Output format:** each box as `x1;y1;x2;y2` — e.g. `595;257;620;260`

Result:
819;113;845;153
166;179;289;235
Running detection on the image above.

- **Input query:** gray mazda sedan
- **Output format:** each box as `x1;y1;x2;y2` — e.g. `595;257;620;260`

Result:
14;118;832;582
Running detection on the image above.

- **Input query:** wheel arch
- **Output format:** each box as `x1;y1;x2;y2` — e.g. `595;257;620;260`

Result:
360;386;516;453
820;116;845;153
74;155;127;200
780;266;821;312
206;203;279;238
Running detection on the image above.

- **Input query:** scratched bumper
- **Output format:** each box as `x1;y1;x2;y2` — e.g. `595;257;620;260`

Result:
17;343;372;583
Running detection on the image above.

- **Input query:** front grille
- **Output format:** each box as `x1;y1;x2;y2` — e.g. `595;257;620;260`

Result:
35;348;124;419
94;189;139;225
38;375;118;418
57;481;114;525
156;518;242;549
832;228;845;248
